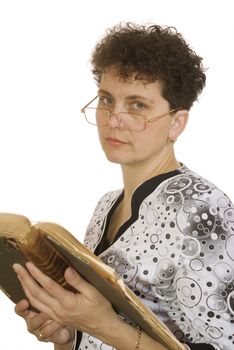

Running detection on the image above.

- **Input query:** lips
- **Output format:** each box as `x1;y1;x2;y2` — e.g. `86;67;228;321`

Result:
106;137;127;146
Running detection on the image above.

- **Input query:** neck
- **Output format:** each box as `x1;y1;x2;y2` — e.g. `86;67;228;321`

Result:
120;146;180;200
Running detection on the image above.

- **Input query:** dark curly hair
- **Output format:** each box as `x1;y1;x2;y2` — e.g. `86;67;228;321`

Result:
91;22;206;110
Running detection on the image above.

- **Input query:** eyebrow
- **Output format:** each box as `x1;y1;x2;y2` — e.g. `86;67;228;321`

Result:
98;89;112;97
98;89;154;104
126;95;154;104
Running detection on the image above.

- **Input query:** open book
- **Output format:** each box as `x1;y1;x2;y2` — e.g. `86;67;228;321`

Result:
0;212;184;350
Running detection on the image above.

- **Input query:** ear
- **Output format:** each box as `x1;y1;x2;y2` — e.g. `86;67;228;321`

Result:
168;109;189;143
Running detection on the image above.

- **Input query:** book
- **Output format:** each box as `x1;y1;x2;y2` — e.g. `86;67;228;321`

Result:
0;212;184;350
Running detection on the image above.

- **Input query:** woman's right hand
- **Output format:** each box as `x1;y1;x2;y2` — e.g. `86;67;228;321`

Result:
14;299;75;346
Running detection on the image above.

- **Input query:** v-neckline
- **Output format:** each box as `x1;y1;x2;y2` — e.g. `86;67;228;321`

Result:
94;168;182;255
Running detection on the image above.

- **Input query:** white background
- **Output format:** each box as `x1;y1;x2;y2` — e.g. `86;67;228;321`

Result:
0;0;233;349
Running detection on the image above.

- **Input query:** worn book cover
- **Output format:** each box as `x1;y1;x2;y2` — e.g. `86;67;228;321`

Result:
0;212;184;350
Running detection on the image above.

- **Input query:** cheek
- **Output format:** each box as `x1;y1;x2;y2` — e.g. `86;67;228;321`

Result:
133;125;170;155
97;127;105;144
151;121;171;141
142;124;169;145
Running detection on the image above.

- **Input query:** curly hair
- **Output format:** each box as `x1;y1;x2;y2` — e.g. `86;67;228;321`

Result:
91;22;206;110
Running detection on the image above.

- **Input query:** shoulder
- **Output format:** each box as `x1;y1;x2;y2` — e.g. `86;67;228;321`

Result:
154;164;234;239
93;189;122;214
165;164;233;208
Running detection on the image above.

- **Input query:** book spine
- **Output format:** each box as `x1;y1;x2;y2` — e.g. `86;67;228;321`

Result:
20;228;75;292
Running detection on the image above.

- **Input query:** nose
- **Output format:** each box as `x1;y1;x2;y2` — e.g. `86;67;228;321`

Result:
108;111;125;129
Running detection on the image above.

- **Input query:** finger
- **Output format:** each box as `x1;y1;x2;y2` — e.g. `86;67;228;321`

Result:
24;263;83;296
13;263;57;315
25;262;80;305
38;325;72;344
20;276;56;316
25;263;81;313
37;320;64;340
15;299;31;317
64;267;100;298
25;262;71;298
22;263;91;311
28;312;55;333
14;299;39;320
15;263;79;318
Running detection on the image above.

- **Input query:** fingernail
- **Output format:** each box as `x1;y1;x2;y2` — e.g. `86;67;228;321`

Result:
67;267;76;276
12;263;21;273
25;262;34;271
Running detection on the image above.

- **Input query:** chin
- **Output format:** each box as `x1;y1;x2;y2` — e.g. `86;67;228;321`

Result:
103;151;128;165
105;154;123;164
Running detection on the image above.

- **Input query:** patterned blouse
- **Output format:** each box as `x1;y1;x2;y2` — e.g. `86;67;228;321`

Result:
73;164;234;350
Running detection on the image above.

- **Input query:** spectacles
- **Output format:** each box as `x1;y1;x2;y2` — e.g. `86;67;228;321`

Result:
81;96;181;132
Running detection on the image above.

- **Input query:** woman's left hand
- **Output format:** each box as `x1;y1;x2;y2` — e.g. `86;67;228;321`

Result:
13;262;120;341
14;299;74;345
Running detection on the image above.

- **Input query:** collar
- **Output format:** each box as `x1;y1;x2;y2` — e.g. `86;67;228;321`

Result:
95;167;182;255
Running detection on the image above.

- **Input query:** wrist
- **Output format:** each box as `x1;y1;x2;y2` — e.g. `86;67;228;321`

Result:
98;315;167;350
97;313;126;345
135;326;142;350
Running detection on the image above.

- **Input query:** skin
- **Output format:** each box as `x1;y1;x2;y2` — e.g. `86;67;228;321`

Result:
97;70;188;199
13;69;189;350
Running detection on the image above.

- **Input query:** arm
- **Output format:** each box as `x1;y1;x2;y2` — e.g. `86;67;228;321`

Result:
13;262;186;350
173;186;234;350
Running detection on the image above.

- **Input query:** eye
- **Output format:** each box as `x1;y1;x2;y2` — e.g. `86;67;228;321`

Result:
130;101;146;112
98;95;114;108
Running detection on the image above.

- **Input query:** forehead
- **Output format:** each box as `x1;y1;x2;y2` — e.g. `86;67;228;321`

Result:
99;70;164;100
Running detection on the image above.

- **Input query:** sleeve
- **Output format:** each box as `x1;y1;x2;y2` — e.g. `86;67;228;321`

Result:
174;186;234;350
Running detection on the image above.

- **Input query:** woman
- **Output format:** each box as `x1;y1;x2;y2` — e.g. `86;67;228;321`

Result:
13;22;234;350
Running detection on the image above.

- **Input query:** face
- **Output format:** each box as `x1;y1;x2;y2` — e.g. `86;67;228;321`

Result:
96;70;176;168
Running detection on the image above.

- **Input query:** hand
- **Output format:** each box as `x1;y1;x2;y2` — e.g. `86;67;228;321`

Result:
14;298;74;344
15;299;74;345
13;262;119;342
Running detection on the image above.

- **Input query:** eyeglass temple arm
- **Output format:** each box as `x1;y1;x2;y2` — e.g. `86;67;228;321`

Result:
148;107;182;123
81;96;98;113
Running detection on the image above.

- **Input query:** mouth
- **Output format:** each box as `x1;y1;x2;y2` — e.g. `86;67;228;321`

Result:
106;137;127;146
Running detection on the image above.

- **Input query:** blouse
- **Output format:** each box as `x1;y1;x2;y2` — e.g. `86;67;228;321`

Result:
73;164;234;350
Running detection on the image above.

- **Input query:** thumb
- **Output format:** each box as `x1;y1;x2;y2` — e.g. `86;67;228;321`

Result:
64;267;92;294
